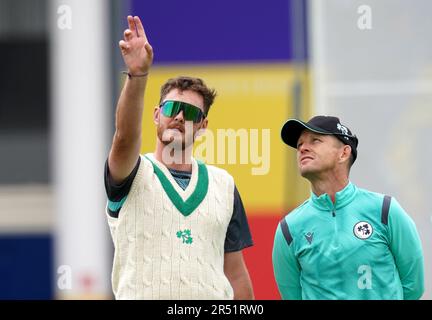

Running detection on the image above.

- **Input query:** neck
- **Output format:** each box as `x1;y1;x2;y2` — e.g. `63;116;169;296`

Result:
308;172;349;203
154;140;193;172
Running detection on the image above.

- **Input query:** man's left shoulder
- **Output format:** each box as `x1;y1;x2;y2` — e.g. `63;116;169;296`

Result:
355;185;390;204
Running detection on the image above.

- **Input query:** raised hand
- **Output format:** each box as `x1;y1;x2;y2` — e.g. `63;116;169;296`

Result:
119;16;153;75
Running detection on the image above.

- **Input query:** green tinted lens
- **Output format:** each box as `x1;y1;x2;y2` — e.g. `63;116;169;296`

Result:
182;103;202;122
161;101;204;123
161;101;179;117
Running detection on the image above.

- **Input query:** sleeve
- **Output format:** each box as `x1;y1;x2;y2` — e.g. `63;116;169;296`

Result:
104;157;140;218
224;185;254;253
272;222;302;300
387;198;425;300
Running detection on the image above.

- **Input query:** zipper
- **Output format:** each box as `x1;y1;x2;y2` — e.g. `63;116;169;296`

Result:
331;205;339;249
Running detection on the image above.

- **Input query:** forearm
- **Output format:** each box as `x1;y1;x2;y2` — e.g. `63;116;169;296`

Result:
400;255;425;300
224;251;254;300
230;272;254;300
109;76;147;182
387;199;425;300
108;15;153;183
114;76;147;146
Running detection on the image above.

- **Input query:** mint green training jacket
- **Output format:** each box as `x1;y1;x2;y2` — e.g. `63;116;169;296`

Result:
272;182;424;300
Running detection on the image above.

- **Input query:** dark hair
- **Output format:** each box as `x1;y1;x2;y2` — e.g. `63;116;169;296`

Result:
159;76;217;115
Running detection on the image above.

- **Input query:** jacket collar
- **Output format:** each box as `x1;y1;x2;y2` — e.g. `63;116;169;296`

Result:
310;181;357;211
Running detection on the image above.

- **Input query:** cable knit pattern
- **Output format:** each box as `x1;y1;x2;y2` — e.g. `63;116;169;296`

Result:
107;153;235;299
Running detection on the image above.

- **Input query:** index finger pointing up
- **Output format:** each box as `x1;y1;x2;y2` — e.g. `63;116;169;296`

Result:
134;16;148;41
127;15;137;37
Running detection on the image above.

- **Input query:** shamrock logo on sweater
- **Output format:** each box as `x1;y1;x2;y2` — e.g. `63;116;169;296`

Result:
176;229;193;244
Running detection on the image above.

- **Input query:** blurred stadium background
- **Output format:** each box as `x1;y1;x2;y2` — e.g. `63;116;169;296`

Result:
0;0;430;299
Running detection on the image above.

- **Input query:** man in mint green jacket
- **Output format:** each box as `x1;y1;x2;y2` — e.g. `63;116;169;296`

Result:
273;115;424;300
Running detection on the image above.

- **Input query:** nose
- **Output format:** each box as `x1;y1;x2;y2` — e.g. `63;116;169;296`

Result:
174;110;185;123
298;142;310;154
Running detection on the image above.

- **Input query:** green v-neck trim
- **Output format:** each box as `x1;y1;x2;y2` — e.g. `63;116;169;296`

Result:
145;155;209;217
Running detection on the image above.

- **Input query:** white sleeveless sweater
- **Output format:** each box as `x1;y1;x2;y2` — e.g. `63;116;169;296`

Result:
107;153;235;299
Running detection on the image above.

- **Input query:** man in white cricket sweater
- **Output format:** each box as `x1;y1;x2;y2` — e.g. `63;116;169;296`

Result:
104;15;254;299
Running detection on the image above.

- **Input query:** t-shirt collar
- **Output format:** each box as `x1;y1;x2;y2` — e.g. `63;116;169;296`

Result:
310;181;357;211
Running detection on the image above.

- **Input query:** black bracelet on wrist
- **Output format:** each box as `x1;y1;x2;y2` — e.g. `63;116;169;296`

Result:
122;71;149;79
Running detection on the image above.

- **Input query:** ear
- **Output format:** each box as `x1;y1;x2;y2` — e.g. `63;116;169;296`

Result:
195;118;208;139
200;118;208;131
153;106;160;125
339;145;352;164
